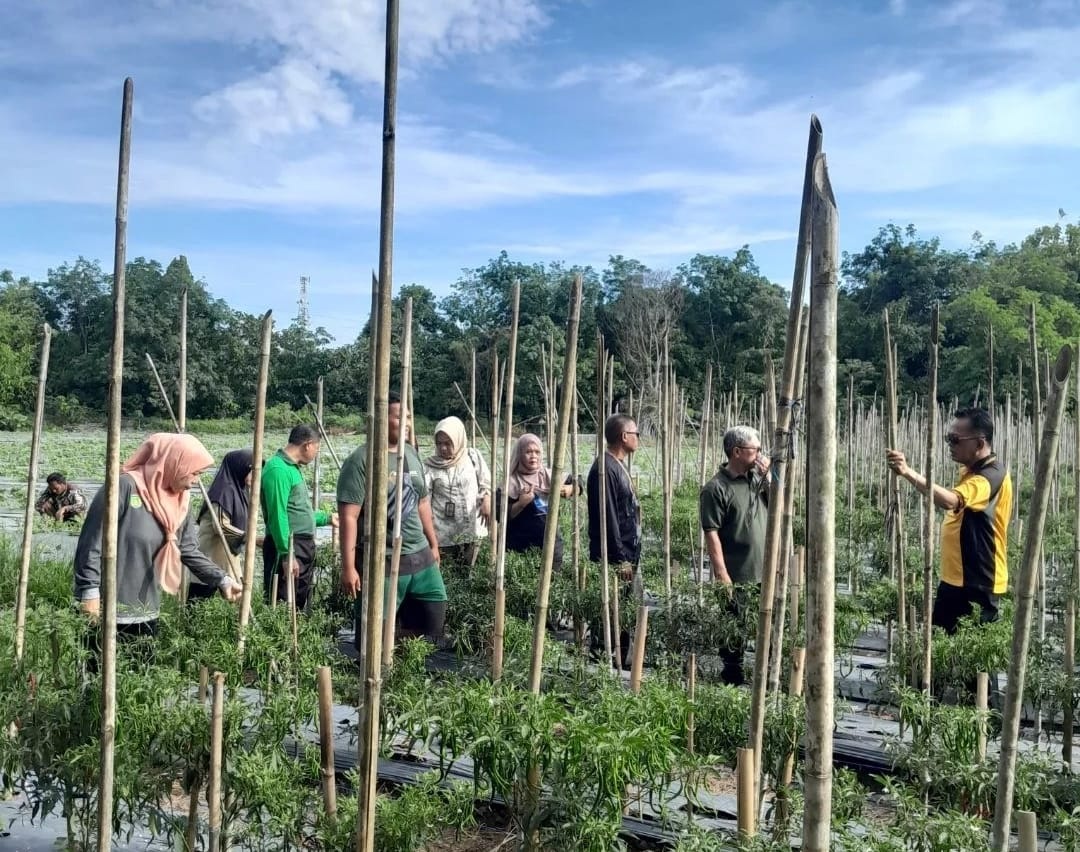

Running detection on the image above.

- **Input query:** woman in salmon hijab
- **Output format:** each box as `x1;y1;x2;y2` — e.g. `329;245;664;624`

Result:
74;434;243;662
502;433;578;568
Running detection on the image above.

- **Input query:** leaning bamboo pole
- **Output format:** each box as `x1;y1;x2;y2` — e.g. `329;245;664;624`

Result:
1028;303;1046;739
382;297;413;668
13;323;51;662
884;310;906;661
317;665;337;820
489;349;501;574
596;335;614;665
236;311;273;655
990;344;1072;852
470;346;477;451
987;322;995;414
96;78;133;852
696;363;714;592
921;306;939;695
312;377;324;509
207;672;224;852
801;151;838;852
356;2;399;846
491;282;521;682
768;313;808;696
528;274;583;694
746;113;822;802
1066;350;1080;768
661;335;673;596
179;285;188;432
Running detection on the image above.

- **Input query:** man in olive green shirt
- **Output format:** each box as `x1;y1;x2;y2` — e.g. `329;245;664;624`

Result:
338;392;446;649
699;424;770;685
261;424;337;610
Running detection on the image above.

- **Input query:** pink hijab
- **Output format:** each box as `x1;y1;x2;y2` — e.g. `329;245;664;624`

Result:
122;433;214;595
507;433;551;499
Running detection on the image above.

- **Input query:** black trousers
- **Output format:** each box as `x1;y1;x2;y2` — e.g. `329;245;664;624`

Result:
931;581;999;635
85;619;159;675
263;534;317;611
720;584;758;687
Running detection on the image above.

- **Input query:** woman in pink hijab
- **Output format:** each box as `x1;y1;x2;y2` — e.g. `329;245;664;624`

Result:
75;433;243;664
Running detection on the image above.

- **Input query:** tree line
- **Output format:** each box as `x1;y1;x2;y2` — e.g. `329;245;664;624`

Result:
1;219;1078;432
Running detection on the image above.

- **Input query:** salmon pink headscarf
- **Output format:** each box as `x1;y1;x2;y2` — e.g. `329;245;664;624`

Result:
122;433;214;595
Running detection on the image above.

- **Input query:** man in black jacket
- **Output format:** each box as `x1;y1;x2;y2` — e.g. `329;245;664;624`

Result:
587;413;641;579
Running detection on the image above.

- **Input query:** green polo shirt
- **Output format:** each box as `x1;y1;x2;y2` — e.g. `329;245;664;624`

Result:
337;444;430;557
699;464;769;584
261;449;330;552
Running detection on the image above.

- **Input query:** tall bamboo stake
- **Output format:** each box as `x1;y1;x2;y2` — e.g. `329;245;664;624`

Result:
489;349;501;573
768;313;808;695
528;275;582;693
990;344;1072;851
596;336;615;665
1028;303;1045;739
470;346;477;450
801;152;838;852
570;386;582;645
1066;349;1080;768
987;321;995;413
317;666;337;820
921;306;939;694
96;78;133;852
884;310;906;658
207;672;224;852
846;372;855;592
696;363;714;591
312;377;324;509
492;282;521;682
179;285;188;432
14;323;51;662
237;311;273;654
383;297;413;667
661;335;673;596
356;1;399;846
746;113;822;802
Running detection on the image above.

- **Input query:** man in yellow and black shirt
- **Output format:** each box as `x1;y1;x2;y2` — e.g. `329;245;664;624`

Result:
886;407;1012;634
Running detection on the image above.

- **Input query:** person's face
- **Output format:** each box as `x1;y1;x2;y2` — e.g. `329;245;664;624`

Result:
48;481;67;496
172;466;210;493
388;403;402;445
946;418;983;464
298;440;320;465
521;442;542;472
244;470;253;488
732;440;762;470
435;431;454;459
621;421;640;453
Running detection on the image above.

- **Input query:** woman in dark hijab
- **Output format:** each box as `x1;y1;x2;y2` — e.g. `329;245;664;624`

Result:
188;449;257;602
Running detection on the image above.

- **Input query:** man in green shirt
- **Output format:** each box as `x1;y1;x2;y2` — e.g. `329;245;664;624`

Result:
261;424;337;610
699;424;770;686
338;392;446;649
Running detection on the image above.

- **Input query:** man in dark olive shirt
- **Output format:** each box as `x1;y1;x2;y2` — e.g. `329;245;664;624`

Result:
700;425;770;685
587;413;641;579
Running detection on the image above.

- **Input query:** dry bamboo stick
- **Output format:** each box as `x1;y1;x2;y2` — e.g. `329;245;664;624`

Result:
207;672;224;852
628;606;649;693
1066;352;1080;768
382;297;413;668
921;306;939;695
776;646;806;824
737;747;756;836
976;672;989;762
1017;811;1038;852
746;114;822;803
492;282;521;682
237;311;273;654
527;275;583;694
13;323;51;662
312;377;324;508
696;364;714;592
990;344;1072;852
317;665;337;820
596;336;614;666
96;78;133;852
470;346;477;451
801;151;838;852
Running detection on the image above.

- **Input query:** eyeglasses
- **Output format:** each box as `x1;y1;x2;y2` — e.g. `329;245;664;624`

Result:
737;446;761;454
945;434;980;446
623;431;640;437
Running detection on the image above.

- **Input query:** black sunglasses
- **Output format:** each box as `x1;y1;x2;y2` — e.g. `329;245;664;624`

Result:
945;434;980;446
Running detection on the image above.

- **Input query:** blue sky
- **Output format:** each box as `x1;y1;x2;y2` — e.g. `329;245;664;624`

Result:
2;0;1079;343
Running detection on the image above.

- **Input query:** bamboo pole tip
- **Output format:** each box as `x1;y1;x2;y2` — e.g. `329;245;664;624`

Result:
1053;344;1073;383
811;153;835;207
809;113;822;135
930;304;940;340
262;309;273;321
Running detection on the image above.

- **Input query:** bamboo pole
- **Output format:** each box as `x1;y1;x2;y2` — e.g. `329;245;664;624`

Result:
13;323;51;662
884;311;906;659
207;672;224;852
571;386;583;646
846;372;855;593
801;152;838;852
1066;351;1080;768
356;2;399;846
287;534;298;658
1029;306;1045;746
179;285;188;432
661;335;673;597
736;747;756;836
1017;811;1038;852
237;311;273;654
696;363;713;591
768;313;808;695
746;114;822;802
527;274;582;694
976;672;989;761
304;393;343;470
470;346;477;450
96;78;133;852
990;344;1072;852
987;322;995;413
921;306;939;695
312;377;324;508
596;335;614;666
317;665;337;820
776;646;807;824
687;653;697;755
628;606;649;693
492;282;521;682
489;349;501;574
383;297;413;668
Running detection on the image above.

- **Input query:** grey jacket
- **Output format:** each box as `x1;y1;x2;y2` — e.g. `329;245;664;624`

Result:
74;474;229;623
